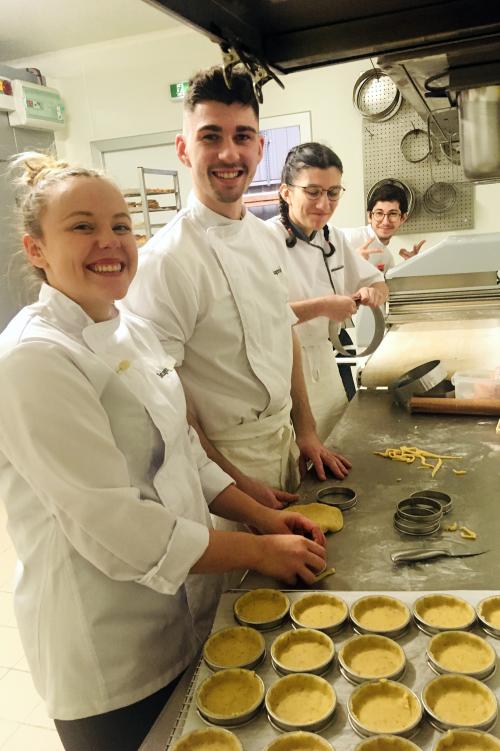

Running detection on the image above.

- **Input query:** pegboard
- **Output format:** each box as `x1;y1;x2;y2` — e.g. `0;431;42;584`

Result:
361;98;475;235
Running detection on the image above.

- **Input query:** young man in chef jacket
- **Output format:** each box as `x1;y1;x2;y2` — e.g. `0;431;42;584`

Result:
341;183;425;274
124;66;351;511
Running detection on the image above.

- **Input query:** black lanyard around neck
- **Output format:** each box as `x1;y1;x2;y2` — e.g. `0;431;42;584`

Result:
288;220;341;294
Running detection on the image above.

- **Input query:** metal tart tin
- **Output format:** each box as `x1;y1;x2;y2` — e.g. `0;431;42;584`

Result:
265;673;337;732
394;512;441;536
290;593;349;635
348;679;422;738
203;626;266;671
426;630;496;680
234;589;290;631
413;594;476;635
350;595;411;638
410;490;453;514
433;729;500;751
316;485;357;510
270;628;335;676
339;634;406;684
265;731;335;751
477;596;500;639
422;674;498;732
397;497;443;524
390;360;447;408
354;735;422;751
196;668;265;727
171;727;243;751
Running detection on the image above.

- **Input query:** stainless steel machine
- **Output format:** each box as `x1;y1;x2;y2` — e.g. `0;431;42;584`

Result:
360;232;500;387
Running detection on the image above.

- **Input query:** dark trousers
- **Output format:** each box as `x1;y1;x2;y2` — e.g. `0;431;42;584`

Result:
54;673;183;751
336;329;357;401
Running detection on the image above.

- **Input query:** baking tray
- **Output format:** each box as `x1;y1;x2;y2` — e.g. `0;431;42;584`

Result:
166;591;500;751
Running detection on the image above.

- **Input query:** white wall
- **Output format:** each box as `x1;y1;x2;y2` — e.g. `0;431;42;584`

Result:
9;26;500;260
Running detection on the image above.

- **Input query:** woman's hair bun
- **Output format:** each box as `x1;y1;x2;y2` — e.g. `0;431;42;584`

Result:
11;151;70;188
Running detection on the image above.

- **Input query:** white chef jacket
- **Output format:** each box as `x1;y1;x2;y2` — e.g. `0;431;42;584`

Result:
0;284;232;720
266;217;384;440
339;224;396;273
266;217;383;345
124;193;299;491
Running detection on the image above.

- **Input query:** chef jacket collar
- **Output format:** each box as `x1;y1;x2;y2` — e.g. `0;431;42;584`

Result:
288;218;318;244
38;283;120;339
187;191;246;227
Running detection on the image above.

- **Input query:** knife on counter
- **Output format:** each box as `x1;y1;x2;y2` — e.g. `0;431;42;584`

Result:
391;547;489;563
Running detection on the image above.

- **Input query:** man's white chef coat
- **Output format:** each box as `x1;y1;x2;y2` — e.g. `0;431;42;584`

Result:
339;224;396;273
124;194;297;448
0;285;232;720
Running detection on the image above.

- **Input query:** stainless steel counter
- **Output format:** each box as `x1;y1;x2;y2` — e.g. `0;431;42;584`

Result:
243;389;500;592
140;389;500;750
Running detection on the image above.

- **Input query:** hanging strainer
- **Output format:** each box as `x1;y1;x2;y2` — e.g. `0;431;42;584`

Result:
353;68;402;122
423;182;457;214
400;128;432;163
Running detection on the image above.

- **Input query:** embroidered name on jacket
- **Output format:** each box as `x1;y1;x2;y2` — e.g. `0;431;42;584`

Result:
156;367;172;378
273;267;283;276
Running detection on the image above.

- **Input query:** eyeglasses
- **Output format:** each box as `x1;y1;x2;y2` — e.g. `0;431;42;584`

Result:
288;184;346;201
371;209;402;222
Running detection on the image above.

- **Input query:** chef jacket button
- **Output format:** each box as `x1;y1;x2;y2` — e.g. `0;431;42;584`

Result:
116;359;131;374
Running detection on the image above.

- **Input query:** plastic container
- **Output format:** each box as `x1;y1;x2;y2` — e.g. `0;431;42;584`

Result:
452;370;500;400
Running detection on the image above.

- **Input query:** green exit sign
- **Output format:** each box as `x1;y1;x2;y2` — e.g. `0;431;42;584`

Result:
169;81;189;100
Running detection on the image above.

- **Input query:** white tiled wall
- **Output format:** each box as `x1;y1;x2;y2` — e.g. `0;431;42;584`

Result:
0;503;64;750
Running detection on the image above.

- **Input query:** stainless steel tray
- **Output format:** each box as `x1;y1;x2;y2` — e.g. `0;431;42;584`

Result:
166;590;500;751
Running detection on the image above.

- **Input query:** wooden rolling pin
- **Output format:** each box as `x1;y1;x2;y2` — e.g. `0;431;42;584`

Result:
409;397;500;415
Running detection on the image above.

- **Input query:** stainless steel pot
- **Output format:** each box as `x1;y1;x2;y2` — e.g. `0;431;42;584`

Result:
459;85;500;180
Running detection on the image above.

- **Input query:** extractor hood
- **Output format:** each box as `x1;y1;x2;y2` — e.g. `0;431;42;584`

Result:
146;0;500;181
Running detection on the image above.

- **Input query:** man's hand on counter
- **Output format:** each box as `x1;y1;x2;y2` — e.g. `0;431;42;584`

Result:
234;472;299;510
296;430;352;480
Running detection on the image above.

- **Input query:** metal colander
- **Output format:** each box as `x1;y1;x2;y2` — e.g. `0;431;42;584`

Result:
353;68;402;122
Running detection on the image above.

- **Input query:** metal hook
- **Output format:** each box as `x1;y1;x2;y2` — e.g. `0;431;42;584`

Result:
219;42;284;103
369;58;380;79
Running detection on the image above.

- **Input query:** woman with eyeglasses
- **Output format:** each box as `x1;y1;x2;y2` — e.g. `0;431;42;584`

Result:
266;143;388;442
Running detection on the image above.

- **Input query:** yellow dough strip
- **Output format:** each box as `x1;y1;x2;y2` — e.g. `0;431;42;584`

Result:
374;445;463;477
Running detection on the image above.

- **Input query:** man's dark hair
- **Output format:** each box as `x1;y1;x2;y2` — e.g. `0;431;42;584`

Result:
184;66;259;118
367;182;408;214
